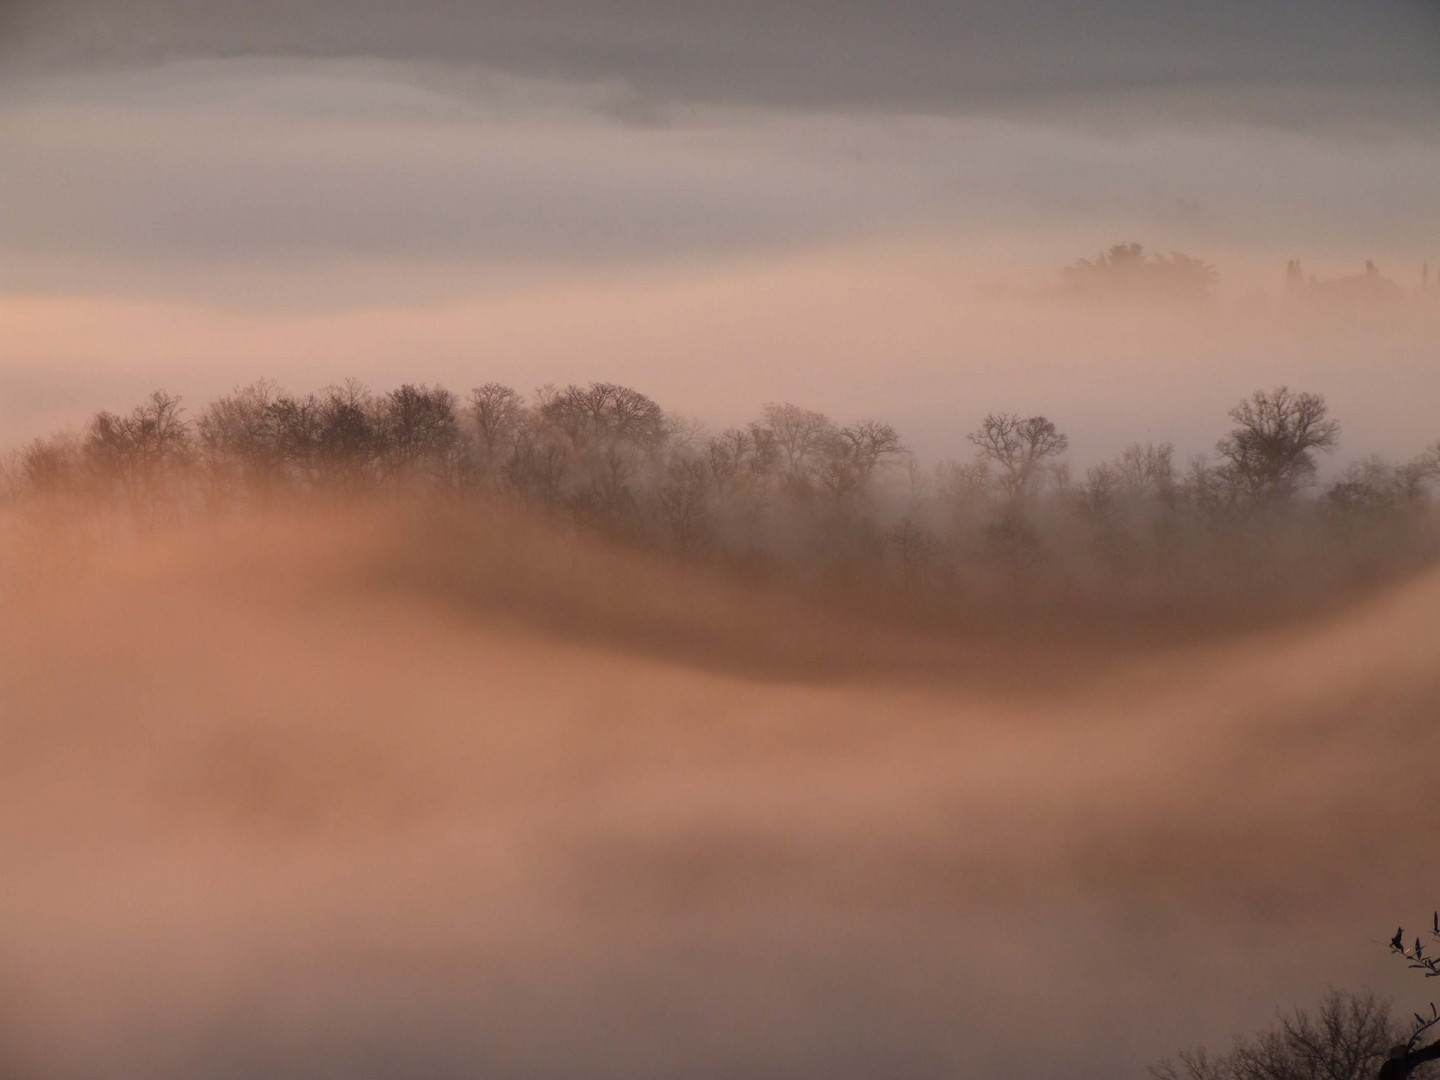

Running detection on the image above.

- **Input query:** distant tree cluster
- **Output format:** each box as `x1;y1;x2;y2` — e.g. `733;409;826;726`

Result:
1063;243;1219;304
1066;245;1439;313
1286;259;1410;310
4;380;1438;624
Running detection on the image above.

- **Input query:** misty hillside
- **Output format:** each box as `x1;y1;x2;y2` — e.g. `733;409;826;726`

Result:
6;3;1440;1078
6;380;1439;635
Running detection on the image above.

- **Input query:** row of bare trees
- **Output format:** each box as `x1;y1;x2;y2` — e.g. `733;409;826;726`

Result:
1150;914;1440;1080
5;380;1439;617
1148;989;1436;1080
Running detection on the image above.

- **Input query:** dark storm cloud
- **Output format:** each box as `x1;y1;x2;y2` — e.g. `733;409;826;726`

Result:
6;0;1439;127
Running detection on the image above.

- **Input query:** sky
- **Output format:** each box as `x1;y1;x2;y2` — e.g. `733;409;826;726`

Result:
3;0;1439;461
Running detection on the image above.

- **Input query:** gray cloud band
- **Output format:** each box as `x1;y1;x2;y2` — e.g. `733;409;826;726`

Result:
6;0;1438;125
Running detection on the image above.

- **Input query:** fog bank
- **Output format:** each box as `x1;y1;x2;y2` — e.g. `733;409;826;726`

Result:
2;502;1437;1078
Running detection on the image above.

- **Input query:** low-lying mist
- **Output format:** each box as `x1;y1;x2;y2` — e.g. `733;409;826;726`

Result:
2;496;1438;1079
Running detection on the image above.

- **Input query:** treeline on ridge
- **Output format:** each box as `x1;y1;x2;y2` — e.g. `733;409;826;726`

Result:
5;379;1439;623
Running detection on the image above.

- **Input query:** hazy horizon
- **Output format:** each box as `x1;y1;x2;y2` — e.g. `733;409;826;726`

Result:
4;1;1440;458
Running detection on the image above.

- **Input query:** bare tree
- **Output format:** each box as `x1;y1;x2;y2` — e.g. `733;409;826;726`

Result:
379;384;459;481
269;392;322;480
1396;443;1440;503
1115;441;1177;501
758;402;835;494
196;380;283;494
983;501;1042;570
1149;990;1409;1080
705;428;749;499
469;383;527;480
816;419;906;500
1379;912;1440;1080
1216;387;1340;505
1325;457;1430;522
470;383;524;452
1079;462;1124;532
1179;455;1237;519
569;443;645;531
502;422;569;510
85;390;191;507
539;382;666;453
655;454;711;557
966;412;1068;501
886;514;937;590
314;380;382;490
935;458;992;516
18;434;82;497
704;426;774;541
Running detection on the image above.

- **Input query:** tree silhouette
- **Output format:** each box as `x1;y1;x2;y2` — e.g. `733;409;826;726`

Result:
315;380;382;490
757;402;835;496
1215;386;1340;505
967;413;1068;501
86;390;190;509
6;376;1439;624
539;382;666;453
1063;243;1218;303
815;419;906;500
1149;990;1412;1080
469;383;526;478
1379;912;1440;1080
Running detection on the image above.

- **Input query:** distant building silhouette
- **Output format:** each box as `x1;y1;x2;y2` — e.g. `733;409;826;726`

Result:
1285;258;1305;296
1282;259;1407;310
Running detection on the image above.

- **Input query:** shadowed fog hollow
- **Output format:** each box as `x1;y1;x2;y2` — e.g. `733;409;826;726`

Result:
2;499;1439;1079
